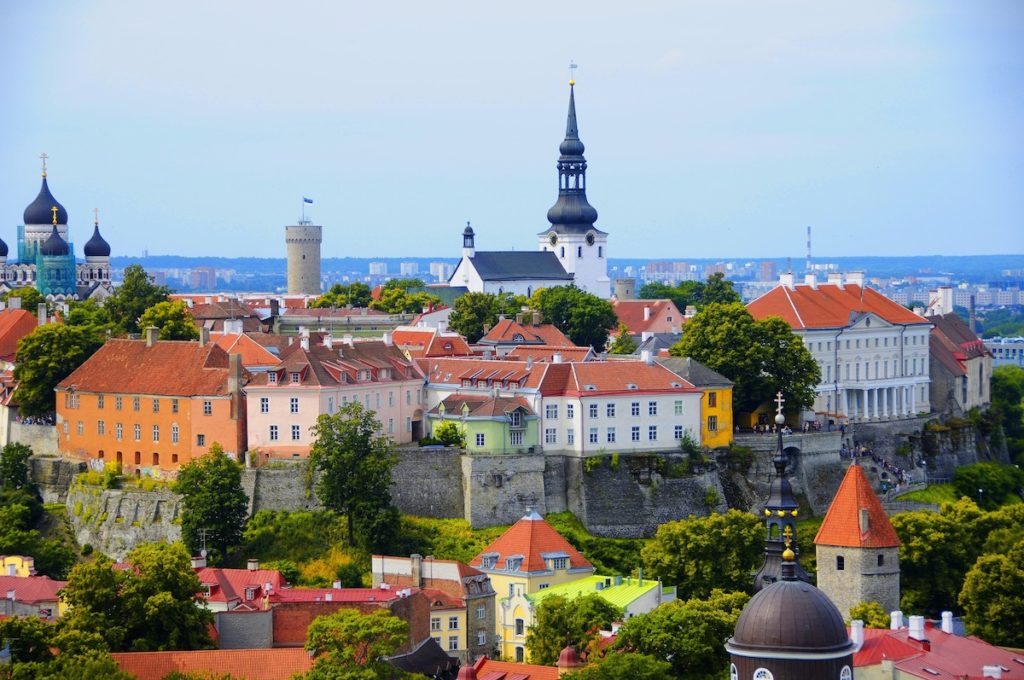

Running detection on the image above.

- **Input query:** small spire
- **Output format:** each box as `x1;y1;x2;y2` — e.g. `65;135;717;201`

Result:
40;152;48;178
51;205;58;226
568;60;577;87
93;207;100;226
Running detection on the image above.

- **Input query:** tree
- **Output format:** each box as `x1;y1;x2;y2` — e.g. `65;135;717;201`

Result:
700;272;741;307
176;442;248;564
430;421;466;447
612;590;748;680
138;300;200;341
606;323;637;355
563;652;673;680
303;608;412;680
2;286;47;311
988;365;1024;464
13;324;104;416
530;285;617;349
104;264;171;334
0;490;75;579
952;462;1024;511
525;594;622;665
447;292;529;344
641;510;762;600
1;442;33;490
848;601;891;628
958;540;1024;647
59;544;214;652
671;302;820;413
65;298;115;341
309;402;399;547
370;288;441;314
311;282;373;309
638;274;739;312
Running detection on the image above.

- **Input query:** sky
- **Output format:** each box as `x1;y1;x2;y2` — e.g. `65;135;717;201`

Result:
1;1;1022;260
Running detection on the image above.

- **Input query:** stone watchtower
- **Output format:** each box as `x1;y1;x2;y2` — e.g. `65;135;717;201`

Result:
813;460;901;619
285;222;322;295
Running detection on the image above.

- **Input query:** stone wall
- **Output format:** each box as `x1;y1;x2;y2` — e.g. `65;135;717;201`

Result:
66;484;181;561
245;465;321;514
462;453;548;528
737;431;846;516
29;456;85;503
10;423;59;456
390;447;463;519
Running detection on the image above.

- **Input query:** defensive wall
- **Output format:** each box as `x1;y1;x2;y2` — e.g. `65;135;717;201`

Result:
65;483;182;561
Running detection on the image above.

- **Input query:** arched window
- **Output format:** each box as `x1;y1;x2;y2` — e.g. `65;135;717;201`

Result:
729;664;738;680
836;555;845;571
840;666;852;680
753;669;774;680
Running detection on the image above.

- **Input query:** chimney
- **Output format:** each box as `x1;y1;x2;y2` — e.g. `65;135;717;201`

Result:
324;334;333;349
199;326;210;345
804;274;818;289
247;558;259;571
332;580;341;589
342;334;354;346
10;296;21;310
552;352;563;364
410;554;422;588
828;272;843;288
779;273;795;290
850;619;864;647
641;331;653;343
224;318;243;335
908;615;926;641
383;331;393;347
641;349;653;365
145;326;159;348
191;555;207;569
532;311;541;326
515;313;523;324
483;349;493;360
483;323;491;335
983;666;1003;678
526;356;534;370
204;296;212;304
37;302;47;326
684;305;697;318
270;299;280;317
890;610;904;630
859;508;870;534
846;272;865;287
643;306;651;321
228;353;242;395
300;336;310;351
940;610;954;634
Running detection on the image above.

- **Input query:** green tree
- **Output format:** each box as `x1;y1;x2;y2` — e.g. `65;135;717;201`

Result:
525;594;621;665
138;300;200;341
530;285;617;349
0;614;56;664
59;544;214;652
0;491;75;579
563;652;673;680
431;421;466;447
988;365;1024;464
309;402;398;547
13;324;104;416
1;442;33;490
303;608;412;680
370;287;441;314
671;302;820;413
104;264;172;334
952;462;1024;511
641;510;762;600
65;298;115;341
2;286;47;311
311;282;373;309
700;272;741;307
606;323;637;355
613;590;749;680
638;274;739;312
848;601;891;628
958;540;1024;647
447;292;529;343
176;442;248;564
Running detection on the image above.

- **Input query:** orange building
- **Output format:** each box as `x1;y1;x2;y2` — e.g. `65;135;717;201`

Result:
56;328;246;476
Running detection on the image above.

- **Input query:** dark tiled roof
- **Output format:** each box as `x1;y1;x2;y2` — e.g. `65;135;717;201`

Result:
654;357;733;388
386;637;461;679
469;252;572;282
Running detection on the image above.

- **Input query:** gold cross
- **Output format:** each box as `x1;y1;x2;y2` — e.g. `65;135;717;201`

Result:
93;208;100;225
774;391;785;415
51;206;58;225
40;152;48;177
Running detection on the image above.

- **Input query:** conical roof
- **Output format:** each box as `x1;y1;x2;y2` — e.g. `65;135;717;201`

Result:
545;82;601;235
470;510;593;573
814;461;900;548
40;225;70;257
24;176;68;225
84;223;111;257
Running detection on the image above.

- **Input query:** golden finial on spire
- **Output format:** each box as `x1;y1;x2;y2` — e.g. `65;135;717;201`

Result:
93;208;100;226
40;152;48;178
568;61;577;86
782;525;795;561
51;206;58;225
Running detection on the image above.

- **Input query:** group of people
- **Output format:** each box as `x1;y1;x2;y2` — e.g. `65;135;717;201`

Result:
840;442;912;491
16;413;55;425
749;423;794;435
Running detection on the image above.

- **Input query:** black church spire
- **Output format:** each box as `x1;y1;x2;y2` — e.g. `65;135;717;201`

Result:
544;81;601;235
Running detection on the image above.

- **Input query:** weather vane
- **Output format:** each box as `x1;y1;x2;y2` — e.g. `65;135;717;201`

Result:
569;61;577;85
93;208;100;225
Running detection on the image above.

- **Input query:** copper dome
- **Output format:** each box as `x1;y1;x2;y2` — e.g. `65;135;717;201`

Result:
729;578;853;655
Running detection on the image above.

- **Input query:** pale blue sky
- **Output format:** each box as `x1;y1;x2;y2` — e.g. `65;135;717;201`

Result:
1;1;1021;259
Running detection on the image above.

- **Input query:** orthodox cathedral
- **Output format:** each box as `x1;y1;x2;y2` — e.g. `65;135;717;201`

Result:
2;157;114;301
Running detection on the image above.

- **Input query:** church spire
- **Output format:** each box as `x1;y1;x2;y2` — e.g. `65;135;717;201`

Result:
544;79;600;235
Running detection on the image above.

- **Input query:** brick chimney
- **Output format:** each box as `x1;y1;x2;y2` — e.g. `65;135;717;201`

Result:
410;554;422;588
199;326;210;345
145;326;159;348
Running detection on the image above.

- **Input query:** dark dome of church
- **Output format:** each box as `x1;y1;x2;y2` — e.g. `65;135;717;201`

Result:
0;237;7;258
84;224;111;257
730;578;852;654
40;226;70;257
560;136;585;157
463;224;474;237
23;177;68;225
546;193;599;228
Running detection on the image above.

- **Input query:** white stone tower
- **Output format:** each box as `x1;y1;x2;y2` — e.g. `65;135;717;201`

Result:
286;222;322;295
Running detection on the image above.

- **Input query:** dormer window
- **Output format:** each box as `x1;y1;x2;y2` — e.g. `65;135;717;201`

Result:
505;557;523;572
480;555;498;569
268;372;277;384
245;586;257;601
443;342;453;350
551;557;567;570
512;333;525;343
290;372;301;384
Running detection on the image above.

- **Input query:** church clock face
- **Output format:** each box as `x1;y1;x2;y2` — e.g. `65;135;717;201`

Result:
586;233;595;246
549;233;558;246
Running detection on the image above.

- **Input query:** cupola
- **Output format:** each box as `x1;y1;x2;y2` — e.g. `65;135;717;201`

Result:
40;225;70;257
84;219;111;258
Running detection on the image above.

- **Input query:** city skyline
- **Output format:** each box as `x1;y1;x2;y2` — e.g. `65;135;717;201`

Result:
2;1;1022;259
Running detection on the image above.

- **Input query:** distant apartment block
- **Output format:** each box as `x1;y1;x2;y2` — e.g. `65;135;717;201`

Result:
190;267;217;290
986;337;1024;368
369;262;388;276
399;262;419;277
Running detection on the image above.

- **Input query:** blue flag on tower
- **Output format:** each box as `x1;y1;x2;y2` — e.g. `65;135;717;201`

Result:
303;197;314;204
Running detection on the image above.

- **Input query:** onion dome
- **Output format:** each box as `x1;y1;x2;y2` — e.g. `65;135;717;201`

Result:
0;236;8;258
24;177;68;225
545;81;601;235
84;223;111;257
40;226;70;257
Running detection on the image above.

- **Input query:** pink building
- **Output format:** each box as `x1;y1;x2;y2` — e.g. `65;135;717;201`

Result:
245;336;425;460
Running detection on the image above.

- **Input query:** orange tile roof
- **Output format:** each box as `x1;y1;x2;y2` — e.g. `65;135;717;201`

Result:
747;283;928;330
56;339;238;396
195;566;286;607
111;648;314;680
506;346;593;363
814;462;900;548
433;394;535;418
480;319;574;347
473;656;561;680
392;327;473;358
611;299;683;334
0;309;38;360
555;361;698;396
421;357;549;389
470;511;592;574
211;332;282;368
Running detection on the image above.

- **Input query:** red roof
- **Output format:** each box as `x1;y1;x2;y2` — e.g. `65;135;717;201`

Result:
480;319;574;347
0;574;66;604
195;566;286;608
392;327;473;358
470;511;592;574
748;283;928;330
473;656;560;680
433;394;534;418
57;339;238;397
814;462;901;548
111;648;314;680
421;358;549;389
0;309;38;361
543;361;698;396
211;332;282;368
506;346;593;363
270;585;407;604
611;299;683;334
421;587;465;609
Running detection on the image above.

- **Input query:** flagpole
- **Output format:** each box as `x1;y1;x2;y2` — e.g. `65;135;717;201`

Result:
301;197;305;224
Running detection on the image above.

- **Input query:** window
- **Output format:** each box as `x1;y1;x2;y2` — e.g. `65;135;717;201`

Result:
538;583;549;589
448;636;459;651
509;411;522;427
545;428;557;444
577;246;582;257
260;397;269;413
566;404;574;419
516;647;524;662
552;557;567;569
708;392;717;407
515;619;525;636
406;390;412;405
674;425;684;439
606;403;616;417
753;670;774;680
405;417;411;432
171;424;179;444
836;555;845;571
588;427;598;443
648;425;657;441
133;397;140;411
270;425;279;441
268;372;277;384
475;433;485;447
97;420;105;435
631;426;640;441
115;423;123;441
674;400;683;415
877;554;885;567
388;418;395;435
730;664;738;680
477;604;486;620
430;617;441;631
152;399;159;413
97;394;105;409
133;424;141;441
606;427;616;443
598;245;603;257
196;434;205;446
388;392;394;407
448;616;459;630
171;399;179;414
115;396;122;410
292;425;301;441
506;557;522;572
648;401;658;415
477;629;487;645
588;403;598;418
840;666;852;680
707;415;718;432
152;425;159;442
76;421;83;435
290;372;300;384
545;404;558;419
566;429;575;445
203;401;212;416
631;401;640;416
290;397;299;413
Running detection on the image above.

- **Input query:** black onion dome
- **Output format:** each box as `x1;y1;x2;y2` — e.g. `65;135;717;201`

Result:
546;193;599;227
544;83;601;235
84;224;111;257
463;224;474;238
729;577;853;654
0;236;8;257
23;177;68;225
40;226;70;256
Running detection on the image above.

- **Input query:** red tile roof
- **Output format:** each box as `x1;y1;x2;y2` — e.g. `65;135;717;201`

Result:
421;358;549;389
248;339;420;388
480;319;574;347
0;309;38;361
473;656;561;680
929;313;990;378
748;283;928;330
270;585;407;604
421;587;466;609
392;327;473;358
211;332;282;368
0;574;66;604
195;566;286;608
545;361;698;396
57;339;238;397
433;394;535;418
611;299;683;334
506;346;593;363
814;462;900;548
471;511;593;574
111;648;314;680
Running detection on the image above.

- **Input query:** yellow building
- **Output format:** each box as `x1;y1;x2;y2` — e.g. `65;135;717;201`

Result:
1;554;38;577
469;511;595;662
426;591;468;657
657;357;734;448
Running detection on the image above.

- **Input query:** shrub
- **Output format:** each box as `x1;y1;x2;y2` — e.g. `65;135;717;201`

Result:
81;543;93;556
432;421;466;448
583;456;602;474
